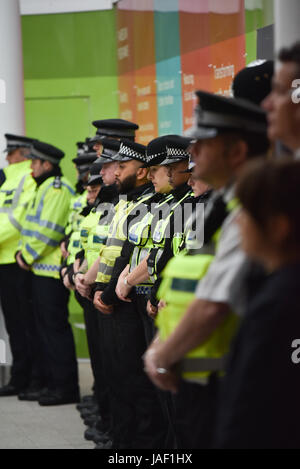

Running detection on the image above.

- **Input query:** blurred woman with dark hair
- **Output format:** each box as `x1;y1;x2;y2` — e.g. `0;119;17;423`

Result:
214;158;300;449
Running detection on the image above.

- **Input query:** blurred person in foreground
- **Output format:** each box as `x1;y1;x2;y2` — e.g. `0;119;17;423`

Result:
213;159;300;449
262;41;300;158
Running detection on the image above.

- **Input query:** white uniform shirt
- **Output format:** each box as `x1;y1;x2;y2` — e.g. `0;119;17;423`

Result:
195;185;249;316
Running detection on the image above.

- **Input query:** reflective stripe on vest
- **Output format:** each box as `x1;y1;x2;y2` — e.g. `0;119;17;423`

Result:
180;356;226;373
26;179;74;232
67;230;82;266
97;193;153;284
128;194;174;274
0;174;27;233
148;191;192;278
32;263;60;273
151;192;191;246
156;197;240;381
0;174;26;214
21;229;59;248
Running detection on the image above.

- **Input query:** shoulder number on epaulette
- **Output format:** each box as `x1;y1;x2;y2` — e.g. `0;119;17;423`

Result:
53;176;62;189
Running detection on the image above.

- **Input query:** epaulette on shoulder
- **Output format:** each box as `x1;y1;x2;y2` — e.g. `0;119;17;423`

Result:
0;169;6;188
53;176;62;189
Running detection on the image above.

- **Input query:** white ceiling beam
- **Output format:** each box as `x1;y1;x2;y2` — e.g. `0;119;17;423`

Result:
20;0;115;16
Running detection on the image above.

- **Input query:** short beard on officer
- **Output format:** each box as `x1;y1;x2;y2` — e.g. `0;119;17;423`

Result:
116;173;137;194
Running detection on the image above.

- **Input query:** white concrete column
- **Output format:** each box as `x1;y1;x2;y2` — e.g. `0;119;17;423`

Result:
0;0;25;167
274;0;300;54
0;0;21;371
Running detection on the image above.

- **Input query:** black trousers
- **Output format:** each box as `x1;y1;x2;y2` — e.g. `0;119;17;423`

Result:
32;275;79;393
173;375;219;449
99;300;167;449
134;294;156;346
0;264;34;389
75;291;111;425
134;293;177;449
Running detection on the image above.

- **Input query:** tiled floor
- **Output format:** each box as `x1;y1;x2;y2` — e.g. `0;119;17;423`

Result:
0;362;95;449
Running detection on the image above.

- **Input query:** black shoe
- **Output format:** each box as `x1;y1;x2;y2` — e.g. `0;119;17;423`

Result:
80;406;99;419
77;395;96;411
77;401;96;412
81;394;95;403
18;387;48;401
84;414;99;427
0;384;22;397
95;417;111;434
94;440;113;450
38;390;80;406
84;427;103;442
94;431;111;445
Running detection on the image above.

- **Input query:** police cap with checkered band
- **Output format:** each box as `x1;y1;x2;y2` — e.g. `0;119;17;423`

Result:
160;135;192;166
112;140;147;164
143;135;174;168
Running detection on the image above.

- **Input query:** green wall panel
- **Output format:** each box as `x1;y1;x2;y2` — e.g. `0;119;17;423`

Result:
23;10;119;186
245;0;274;33
25;94;91;182
24;76;119;185
245;30;257;65
22;10;117;79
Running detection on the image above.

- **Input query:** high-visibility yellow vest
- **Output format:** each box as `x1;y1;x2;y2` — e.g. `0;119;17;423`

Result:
147;190;193;283
65;191;88;237
64;192;88;266
156;199;240;382
96;192;153;285
20;176;75;279
80;208;108;269
67;200;113;268
67;230;82;266
0;160;36;264
128;193;174;287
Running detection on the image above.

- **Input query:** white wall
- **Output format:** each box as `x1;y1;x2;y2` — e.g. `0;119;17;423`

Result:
0;0;25;162
274;0;300;53
20;0;116;15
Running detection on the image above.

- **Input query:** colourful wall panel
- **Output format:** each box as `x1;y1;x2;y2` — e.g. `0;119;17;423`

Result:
134;65;158;144
180;47;213;131
210;35;246;95
154;0;183;135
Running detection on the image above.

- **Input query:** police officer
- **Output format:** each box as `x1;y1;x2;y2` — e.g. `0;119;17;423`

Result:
261;42;300;158
73;118;139;433
115;137;210;448
60;139;97;264
92;140;169;449
16;140;79;406
115;136;174;344
144;91;270;448
71;146;120;445
116;136;194;319
73;139;97;194
0;134;37;396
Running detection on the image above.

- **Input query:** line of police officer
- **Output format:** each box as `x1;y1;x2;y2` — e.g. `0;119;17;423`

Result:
0;56;280;448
